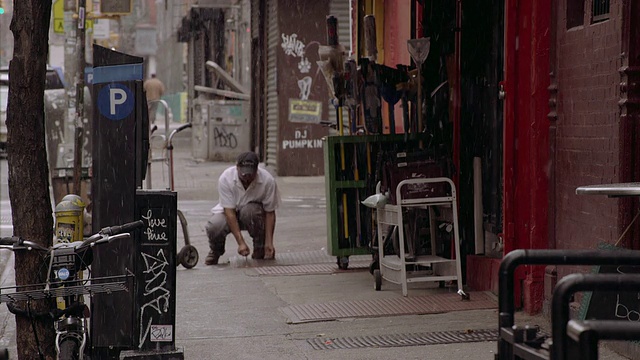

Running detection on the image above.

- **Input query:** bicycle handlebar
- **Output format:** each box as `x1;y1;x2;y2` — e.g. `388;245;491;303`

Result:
0;220;145;253
8;295;87;320
0;237;49;252
81;220;144;247
101;220;144;236
0;237;15;246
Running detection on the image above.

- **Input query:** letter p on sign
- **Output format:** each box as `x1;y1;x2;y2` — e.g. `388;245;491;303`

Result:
110;88;127;115
98;83;135;121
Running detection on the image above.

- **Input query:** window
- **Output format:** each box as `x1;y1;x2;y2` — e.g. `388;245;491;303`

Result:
592;0;610;23
567;0;584;29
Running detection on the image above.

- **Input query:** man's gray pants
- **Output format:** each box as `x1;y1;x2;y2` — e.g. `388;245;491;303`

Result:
205;202;265;256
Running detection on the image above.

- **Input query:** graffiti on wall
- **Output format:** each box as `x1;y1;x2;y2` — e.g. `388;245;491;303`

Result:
212;127;238;149
139;248;172;347
282;128;322;150
138;208;173;348
280;30;325;155
281;33;311;73
297;76;312;100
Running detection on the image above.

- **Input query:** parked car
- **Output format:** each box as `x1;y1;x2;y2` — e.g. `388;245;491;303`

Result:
0;66;70;159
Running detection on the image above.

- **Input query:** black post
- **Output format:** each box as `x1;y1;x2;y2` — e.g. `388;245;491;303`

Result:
567;320;640;360
551;274;640;360
497;249;640;358
91;44;147;357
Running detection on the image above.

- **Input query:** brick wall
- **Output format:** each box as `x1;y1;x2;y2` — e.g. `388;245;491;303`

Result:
554;1;623;263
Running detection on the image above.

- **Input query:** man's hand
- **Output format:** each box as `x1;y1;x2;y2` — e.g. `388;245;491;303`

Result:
264;244;275;260
238;242;250;256
264;211;276;260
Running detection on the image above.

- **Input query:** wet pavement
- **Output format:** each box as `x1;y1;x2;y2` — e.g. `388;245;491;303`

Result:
0;125;631;359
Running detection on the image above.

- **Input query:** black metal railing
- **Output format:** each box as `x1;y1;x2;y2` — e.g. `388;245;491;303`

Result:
497;249;640;360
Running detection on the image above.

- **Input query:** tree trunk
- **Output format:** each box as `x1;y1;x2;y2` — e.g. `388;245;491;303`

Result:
7;1;56;359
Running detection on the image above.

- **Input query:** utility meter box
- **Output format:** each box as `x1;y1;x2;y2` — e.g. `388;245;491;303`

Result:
207;100;250;162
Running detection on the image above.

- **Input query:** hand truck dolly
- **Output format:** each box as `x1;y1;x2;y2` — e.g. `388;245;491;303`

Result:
147;100;199;269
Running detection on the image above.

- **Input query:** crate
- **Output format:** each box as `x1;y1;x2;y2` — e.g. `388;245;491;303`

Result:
380;151;450;204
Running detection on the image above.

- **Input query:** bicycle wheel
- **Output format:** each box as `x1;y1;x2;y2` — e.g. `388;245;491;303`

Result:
59;339;79;360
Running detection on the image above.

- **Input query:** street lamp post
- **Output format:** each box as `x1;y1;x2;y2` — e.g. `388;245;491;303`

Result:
73;0;86;195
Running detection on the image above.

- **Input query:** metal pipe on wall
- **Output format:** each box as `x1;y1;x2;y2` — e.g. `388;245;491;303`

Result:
473;157;484;254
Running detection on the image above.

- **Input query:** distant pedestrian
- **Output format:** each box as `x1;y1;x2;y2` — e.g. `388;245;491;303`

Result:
143;73;165;124
205;151;281;265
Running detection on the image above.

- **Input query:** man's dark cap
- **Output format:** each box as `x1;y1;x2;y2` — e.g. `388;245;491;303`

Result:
237;151;259;175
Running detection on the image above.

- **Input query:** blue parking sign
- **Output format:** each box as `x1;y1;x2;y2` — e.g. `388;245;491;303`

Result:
97;83;134;121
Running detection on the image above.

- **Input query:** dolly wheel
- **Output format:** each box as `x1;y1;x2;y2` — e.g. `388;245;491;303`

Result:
374;269;382;291
178;245;199;269
458;289;470;301
337;256;349;270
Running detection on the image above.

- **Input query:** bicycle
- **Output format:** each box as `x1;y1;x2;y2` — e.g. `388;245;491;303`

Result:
0;220;144;360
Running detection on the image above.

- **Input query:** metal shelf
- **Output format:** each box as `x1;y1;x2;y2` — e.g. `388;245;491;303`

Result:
375;177;465;297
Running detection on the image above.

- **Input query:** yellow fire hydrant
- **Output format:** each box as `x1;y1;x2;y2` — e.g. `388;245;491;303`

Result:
54;194;86;243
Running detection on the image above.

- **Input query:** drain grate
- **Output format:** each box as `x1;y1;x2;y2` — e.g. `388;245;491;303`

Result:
254;262;369;276
307;328;498;350
229;250;372;268
281;291;497;323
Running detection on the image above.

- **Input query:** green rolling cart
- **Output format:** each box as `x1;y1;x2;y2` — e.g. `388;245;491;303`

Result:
323;134;427;269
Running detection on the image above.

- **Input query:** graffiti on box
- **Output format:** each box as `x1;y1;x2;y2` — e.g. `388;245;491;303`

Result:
212;127;238;149
138;206;173;348
139;248;172;347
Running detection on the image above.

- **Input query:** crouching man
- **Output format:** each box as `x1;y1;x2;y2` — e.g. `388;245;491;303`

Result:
205;151;281;265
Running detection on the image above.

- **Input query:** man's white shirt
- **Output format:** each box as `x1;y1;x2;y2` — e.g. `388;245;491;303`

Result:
211;166;281;214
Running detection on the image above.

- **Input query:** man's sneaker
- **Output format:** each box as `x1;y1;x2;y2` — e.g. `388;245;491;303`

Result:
205;251;221;265
251;248;265;260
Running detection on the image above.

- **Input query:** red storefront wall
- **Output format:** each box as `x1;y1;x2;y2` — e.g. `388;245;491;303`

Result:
467;0;550;314
377;0;551;313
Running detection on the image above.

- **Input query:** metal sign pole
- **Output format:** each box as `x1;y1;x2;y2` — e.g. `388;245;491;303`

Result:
73;0;87;195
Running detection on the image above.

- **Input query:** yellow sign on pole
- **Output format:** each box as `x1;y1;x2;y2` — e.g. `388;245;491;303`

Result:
53;0;64;34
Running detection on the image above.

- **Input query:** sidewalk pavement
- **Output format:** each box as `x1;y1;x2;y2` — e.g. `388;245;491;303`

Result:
0;126;631;359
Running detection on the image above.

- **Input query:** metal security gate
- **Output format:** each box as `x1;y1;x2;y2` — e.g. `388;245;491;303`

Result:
330;0;351;52
328;0;351;131
265;0;279;171
251;0;265;154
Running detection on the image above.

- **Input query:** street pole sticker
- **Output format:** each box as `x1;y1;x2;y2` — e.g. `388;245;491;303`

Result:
98;83;134;121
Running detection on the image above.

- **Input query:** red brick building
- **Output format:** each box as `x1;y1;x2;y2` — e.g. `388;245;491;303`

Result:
546;0;640;310
361;0;639;315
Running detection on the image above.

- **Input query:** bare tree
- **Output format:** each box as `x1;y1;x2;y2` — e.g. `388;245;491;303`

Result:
6;1;55;358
